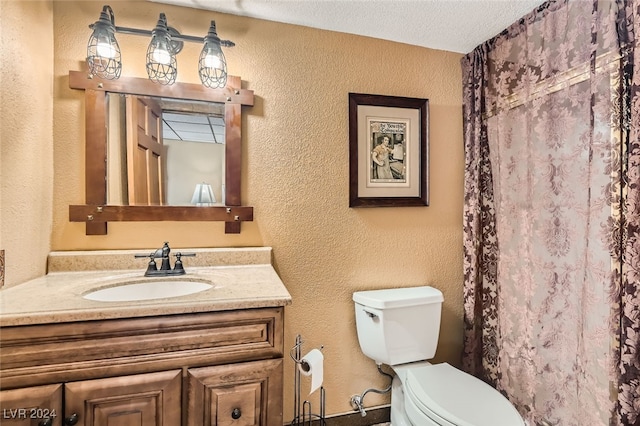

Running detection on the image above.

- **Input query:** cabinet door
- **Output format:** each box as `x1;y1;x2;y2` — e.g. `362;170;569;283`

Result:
187;359;283;426
64;370;181;426
0;384;62;426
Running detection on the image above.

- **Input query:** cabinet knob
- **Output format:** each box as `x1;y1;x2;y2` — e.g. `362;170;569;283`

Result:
38;419;53;426
231;408;242;419
64;413;79;425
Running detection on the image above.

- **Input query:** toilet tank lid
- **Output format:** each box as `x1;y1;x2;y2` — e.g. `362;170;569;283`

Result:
353;286;443;309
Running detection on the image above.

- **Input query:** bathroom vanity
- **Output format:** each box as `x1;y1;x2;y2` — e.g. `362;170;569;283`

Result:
0;247;291;426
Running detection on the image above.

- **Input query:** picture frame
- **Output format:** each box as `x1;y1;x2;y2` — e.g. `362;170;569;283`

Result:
348;93;429;207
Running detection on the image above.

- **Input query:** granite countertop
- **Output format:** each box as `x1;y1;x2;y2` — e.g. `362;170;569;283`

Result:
0;247;292;326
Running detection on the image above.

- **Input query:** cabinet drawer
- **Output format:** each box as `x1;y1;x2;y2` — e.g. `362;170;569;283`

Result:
1;308;283;389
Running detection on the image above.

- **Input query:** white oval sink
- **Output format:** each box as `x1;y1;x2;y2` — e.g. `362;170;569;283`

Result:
83;279;213;302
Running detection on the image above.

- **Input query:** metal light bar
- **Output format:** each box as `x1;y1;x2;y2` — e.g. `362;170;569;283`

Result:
89;23;236;47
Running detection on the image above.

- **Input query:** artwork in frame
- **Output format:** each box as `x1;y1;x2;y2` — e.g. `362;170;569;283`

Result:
348;93;429;207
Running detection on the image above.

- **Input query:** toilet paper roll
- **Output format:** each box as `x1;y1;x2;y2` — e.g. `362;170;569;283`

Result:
299;349;324;395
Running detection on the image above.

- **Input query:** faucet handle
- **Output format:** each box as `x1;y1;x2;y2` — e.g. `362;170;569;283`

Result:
175;252;196;258
134;252;158;273
172;252;196;273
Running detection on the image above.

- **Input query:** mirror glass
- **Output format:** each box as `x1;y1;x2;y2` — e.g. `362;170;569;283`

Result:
105;93;225;206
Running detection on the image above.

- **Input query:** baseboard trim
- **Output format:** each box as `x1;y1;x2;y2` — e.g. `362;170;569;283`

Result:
285;405;390;426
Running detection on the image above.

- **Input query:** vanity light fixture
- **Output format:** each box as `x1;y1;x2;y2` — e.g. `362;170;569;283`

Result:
86;5;233;87
146;13;178;85
86;5;122;80
198;21;228;88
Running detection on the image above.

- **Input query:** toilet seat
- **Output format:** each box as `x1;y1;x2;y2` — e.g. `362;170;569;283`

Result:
404;363;524;426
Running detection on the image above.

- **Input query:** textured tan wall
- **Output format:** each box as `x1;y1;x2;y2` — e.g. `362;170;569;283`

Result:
50;0;465;418
0;0;54;288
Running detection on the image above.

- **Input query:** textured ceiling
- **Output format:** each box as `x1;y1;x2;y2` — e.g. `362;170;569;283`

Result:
151;0;545;53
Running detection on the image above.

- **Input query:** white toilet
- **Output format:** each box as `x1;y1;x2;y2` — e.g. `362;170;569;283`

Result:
353;286;525;426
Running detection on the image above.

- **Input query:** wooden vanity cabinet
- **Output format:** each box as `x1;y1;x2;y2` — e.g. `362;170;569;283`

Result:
0;307;285;426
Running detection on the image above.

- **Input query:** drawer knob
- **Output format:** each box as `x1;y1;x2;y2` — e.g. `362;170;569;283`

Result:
38;419;53;426
64;413;79;425
231;408;242;419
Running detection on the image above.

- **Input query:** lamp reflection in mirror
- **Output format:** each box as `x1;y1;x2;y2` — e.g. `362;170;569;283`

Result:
146;13;178;85
191;183;216;206
86;5;122;79
199;21;227;89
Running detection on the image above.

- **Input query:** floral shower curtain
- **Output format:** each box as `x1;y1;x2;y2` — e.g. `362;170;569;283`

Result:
461;1;640;425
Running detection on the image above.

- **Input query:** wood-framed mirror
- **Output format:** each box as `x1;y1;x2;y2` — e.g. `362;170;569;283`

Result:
68;70;254;235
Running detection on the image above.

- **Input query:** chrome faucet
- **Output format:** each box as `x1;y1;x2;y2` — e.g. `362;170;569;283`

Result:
135;242;196;277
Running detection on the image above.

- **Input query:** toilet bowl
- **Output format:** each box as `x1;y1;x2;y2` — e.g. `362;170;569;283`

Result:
353;287;524;426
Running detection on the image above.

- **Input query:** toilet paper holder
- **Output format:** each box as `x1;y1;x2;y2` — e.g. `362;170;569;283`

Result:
291;338;323;372
290;334;326;426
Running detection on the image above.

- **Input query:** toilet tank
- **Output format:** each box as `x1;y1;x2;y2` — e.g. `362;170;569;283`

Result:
353;286;444;366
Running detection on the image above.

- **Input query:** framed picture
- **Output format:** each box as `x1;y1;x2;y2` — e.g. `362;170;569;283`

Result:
348;93;429;207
